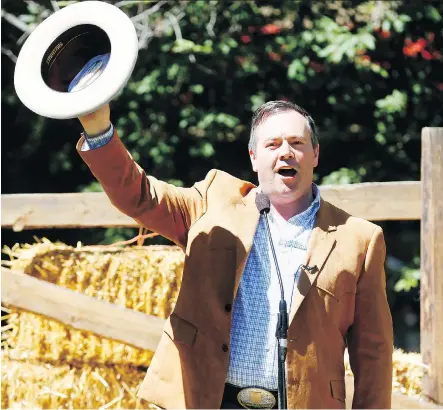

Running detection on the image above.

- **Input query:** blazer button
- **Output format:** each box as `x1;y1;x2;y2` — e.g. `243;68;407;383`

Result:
222;344;229;352
225;304;232;312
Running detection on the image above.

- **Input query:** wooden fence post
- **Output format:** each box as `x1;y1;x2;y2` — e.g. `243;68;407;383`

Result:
421;127;443;405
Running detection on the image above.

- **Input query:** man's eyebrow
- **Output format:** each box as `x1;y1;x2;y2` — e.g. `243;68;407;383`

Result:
265;134;305;141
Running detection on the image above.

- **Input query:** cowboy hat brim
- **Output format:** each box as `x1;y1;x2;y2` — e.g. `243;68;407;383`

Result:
14;1;138;119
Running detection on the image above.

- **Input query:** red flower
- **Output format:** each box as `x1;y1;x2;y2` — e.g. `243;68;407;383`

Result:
268;51;281;61
381;30;391;39
403;38;427;57
421;50;432;60
436;83;443;91
428;32;435;42
433;51;441;59
403;46;416;57
240;35;252;44
417;38;427;48
261;24;281;35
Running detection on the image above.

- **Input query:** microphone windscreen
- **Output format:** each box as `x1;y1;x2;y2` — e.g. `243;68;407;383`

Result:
255;192;271;214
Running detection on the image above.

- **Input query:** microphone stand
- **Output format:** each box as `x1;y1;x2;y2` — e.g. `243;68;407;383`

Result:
262;212;288;410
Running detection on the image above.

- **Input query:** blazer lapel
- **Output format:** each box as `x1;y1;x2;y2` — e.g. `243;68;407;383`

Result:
232;187;260;300
289;199;337;325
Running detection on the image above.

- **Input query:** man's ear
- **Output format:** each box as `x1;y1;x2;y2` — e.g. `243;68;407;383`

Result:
313;144;320;168
249;148;258;172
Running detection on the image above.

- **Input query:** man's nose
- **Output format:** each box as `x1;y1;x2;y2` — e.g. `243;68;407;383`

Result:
278;141;295;160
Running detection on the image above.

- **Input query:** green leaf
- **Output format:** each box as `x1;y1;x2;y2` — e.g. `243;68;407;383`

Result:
190;84;204;94
375;133;386;145
375;90;407;114
426;6;441;22
287;59;306;81
172;39;197;53
394;268;420;292
250;93;266;111
201;142;215;157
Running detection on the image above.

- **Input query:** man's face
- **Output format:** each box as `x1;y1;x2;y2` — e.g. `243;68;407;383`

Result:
249;110;319;205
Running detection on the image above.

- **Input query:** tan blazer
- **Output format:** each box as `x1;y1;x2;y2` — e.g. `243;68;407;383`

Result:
78;132;394;409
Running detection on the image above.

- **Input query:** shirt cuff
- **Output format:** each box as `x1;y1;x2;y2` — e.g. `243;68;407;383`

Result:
81;123;114;151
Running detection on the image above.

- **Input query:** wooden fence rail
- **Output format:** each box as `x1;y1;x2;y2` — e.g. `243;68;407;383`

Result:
1;181;421;231
1;266;164;352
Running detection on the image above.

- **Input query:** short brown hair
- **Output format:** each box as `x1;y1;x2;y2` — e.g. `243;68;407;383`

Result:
249;100;318;152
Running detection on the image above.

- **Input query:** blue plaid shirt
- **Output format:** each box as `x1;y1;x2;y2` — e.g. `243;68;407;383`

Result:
226;186;320;390
81;131;321;390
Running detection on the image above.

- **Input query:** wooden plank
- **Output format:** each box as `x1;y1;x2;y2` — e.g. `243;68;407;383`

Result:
321;181;421;221
1;266;165;351
0;181;421;230
420;127;443;405
0;192;138;231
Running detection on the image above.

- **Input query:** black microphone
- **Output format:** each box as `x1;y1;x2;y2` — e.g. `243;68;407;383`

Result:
255;193;285;303
255;192;288;410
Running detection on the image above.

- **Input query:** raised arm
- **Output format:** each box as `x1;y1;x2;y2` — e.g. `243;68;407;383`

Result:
76;104;215;249
346;226;394;409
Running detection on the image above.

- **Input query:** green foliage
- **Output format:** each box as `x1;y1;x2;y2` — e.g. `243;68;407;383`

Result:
395;266;421;292
320;167;363;185
2;0;443;293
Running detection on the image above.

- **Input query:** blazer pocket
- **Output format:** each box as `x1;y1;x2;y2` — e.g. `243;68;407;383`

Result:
164;312;198;346
315;283;339;301
330;379;346;402
315;272;357;301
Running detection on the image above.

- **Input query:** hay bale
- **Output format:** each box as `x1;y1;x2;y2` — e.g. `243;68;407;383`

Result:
1;354;153;409
2;239;184;366
344;348;426;398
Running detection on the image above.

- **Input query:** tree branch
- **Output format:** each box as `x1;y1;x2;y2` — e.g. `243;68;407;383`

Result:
50;1;60;12
165;11;196;63
114;0;150;8
1;10;32;33
138;24;154;49
207;8;217;37
125;0;168;23
1;47;18;63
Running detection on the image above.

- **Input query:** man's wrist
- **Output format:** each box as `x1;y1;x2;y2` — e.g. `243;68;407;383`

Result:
82;121;112;137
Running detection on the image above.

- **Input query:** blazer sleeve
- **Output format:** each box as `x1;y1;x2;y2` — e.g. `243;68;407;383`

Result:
346;226;394;409
76;130;216;249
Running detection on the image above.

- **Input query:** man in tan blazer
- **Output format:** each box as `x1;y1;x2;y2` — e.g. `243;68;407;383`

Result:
76;100;393;409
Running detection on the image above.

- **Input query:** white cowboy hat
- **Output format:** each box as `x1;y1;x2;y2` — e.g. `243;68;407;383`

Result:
14;1;138;119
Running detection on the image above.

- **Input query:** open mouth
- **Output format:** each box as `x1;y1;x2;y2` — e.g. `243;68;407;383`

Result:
277;167;297;178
